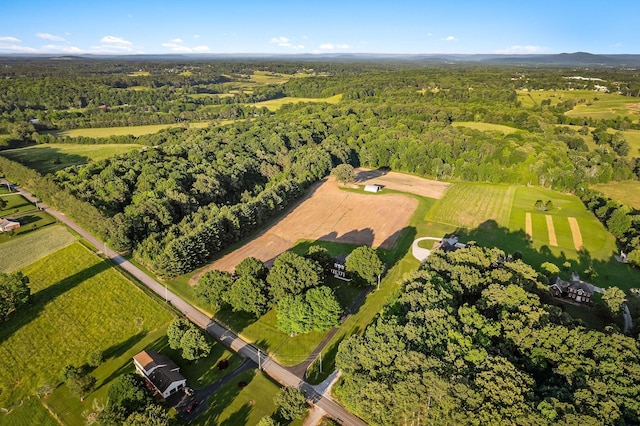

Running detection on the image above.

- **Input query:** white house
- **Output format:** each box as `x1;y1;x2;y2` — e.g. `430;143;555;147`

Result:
364;184;382;193
133;350;186;398
0;218;20;233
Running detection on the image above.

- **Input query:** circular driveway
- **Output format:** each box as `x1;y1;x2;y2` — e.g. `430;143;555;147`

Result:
411;237;442;262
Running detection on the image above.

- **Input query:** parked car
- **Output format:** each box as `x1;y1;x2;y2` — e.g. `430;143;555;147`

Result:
185;400;198;414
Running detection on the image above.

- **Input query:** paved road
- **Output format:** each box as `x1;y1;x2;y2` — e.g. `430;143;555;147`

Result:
2;179;367;426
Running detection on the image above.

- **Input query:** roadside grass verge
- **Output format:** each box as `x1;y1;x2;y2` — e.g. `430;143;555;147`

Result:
0;143;142;174
0;193;34;215
0;242;173;409
591;180;640;209
0;224;76;273
46;122;209;138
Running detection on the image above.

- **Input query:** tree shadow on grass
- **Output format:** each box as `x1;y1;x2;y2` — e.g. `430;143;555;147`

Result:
318;228;375;248
0;260;111;344
198;369;256;424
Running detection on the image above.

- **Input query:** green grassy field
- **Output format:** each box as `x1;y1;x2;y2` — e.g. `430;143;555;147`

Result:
193;369;304;426
0;397;59;426
0;143;142;174
0;211;58;244
591;181;640;209
0;193;35;216
189;93;235;99
47;121;210;138
250;70;292;85
128;71;150;76
556;124;640;159
452;121;520;134
0;242;174;409
0;224;76;272
426;183;515;228
253;94;342;111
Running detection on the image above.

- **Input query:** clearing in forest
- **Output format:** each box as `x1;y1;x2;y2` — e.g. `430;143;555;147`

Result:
426;183;514;228
47;122;209;138
197;176;417;276
253;94;342;111
592;180;640;209
355;168;451;199
452;122;520;134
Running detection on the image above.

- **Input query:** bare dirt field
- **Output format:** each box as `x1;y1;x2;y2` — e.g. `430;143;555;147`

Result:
568;217;584;251
192;176;419;280
355;168;451;199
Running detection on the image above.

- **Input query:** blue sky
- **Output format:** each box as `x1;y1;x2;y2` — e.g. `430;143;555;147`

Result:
0;0;637;55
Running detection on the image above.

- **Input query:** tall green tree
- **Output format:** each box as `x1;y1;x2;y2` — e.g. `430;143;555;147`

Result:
345;246;384;286
235;257;267;279
602;286;626;316
226;275;269;318
274;386;308;421
194;270;233;308
167;319;191;350
179;327;212;361
0;271;30;321
267;251;323;301
331;163;355;184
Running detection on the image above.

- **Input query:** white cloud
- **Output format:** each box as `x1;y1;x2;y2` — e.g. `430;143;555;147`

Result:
161;40;210;53
270;36;292;47
101;35;133;47
0;36;20;42
36;32;65;41
427;33;433;37
194;34;200;39
0;43;37;52
318;43;350;50
495;45;547;54
441;35;457;41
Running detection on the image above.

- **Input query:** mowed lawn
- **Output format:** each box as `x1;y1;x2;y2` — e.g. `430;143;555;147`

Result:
0;225;77;273
47;121;209;138
253;94;342;111
592;181;640;210
0;242;173;408
426;183;515;228
0;143;142;174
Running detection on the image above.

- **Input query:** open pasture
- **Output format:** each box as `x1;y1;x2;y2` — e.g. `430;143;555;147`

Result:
0;242;173;408
0;225;76;272
591;180;640;209
426;183;514;228
253;94;342;111
452;121;520;134
0;193;35;216
48;121;209;138
250;70;292;84
556;125;640;159
0;143;142;174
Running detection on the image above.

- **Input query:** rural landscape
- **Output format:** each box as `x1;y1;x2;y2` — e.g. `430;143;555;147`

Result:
1;2;640;424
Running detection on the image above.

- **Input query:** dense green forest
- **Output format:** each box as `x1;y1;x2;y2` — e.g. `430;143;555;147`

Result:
335;246;640;425
1;58;640;276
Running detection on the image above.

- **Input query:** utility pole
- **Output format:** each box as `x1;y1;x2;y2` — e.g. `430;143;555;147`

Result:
319;351;322;374
377;273;381;290
258;350;262;370
165;284;168;303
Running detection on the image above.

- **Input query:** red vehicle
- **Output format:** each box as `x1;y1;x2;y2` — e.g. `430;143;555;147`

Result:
185;400;198;414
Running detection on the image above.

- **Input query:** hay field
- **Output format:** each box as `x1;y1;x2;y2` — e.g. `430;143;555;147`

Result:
591;181;640;209
426;183;515;228
452;122;520;134
0;243;173;408
0;143;142;174
196;176;418;276
49;121;209;138
253;94;342;111
0;225;77;273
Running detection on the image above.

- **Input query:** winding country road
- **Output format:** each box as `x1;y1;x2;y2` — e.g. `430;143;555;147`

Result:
2;179;366;426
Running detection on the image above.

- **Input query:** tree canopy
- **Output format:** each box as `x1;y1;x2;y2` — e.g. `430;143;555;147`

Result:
0;271;30;321
267;251;324;301
345;246;384;286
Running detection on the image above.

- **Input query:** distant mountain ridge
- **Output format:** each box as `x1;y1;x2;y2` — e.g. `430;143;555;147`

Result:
2;51;640;66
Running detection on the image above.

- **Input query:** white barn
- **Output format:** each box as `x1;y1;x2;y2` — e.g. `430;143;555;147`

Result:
364;184;382;193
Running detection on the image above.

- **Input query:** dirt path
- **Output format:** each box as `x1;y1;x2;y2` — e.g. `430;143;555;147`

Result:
525;212;532;241
192;177;418;280
546;215;558;246
568;217;584;251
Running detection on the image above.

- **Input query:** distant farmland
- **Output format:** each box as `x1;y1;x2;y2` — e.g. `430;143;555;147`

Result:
253;94;342;111
48;121;210;138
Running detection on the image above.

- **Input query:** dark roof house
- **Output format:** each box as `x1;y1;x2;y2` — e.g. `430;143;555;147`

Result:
550;271;597;304
133;350;186;398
